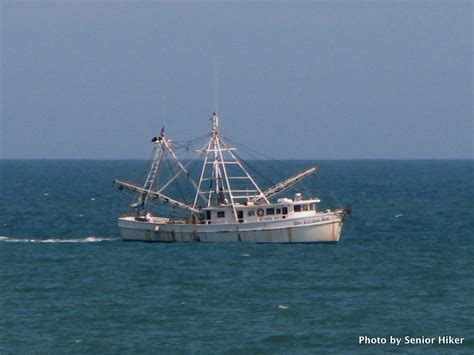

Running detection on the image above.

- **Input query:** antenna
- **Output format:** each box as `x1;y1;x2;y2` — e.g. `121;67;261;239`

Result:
213;63;218;114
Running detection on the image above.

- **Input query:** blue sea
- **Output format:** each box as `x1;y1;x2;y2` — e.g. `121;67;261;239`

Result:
0;160;473;353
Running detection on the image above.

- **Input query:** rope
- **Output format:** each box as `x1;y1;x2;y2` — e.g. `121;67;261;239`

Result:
223;134;295;170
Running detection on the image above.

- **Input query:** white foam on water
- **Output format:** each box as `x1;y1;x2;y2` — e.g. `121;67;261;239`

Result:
395;214;403;218
0;236;118;243
278;304;289;309
241;253;250;257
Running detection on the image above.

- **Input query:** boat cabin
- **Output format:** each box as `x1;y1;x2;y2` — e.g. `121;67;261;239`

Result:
199;194;321;225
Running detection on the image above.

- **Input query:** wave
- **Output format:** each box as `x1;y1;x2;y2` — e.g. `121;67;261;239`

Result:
0;236;118;243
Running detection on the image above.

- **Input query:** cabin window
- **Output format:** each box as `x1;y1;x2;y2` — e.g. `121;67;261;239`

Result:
276;208;281;214
248;211;255;217
282;207;288;214
217;211;225;218
237;211;243;219
266;208;275;215
310;204;315;210
303;204;309;211
294;205;302;212
205;211;211;220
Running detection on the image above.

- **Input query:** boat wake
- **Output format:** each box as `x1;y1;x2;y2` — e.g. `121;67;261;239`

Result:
0;236;118;243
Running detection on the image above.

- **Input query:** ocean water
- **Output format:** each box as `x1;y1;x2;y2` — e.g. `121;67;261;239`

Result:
0;160;472;353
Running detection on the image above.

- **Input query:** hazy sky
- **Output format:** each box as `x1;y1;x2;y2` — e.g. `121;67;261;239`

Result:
1;0;472;159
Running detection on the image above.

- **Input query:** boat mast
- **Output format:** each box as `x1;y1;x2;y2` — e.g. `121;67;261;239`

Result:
212;114;237;218
123;127;202;216
192;113;270;220
133;129;166;212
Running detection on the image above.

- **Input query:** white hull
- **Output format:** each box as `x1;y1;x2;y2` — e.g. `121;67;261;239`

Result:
118;214;343;243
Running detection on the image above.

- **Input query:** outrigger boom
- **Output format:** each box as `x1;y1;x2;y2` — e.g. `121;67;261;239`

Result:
253;167;317;202
113;179;200;214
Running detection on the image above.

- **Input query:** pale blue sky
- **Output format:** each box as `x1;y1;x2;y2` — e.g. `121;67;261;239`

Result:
1;0;472;159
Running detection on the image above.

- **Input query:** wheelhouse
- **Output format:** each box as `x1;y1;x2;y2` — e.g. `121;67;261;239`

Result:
200;195;321;225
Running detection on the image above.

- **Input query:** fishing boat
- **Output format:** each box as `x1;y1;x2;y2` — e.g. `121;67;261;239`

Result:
114;113;350;243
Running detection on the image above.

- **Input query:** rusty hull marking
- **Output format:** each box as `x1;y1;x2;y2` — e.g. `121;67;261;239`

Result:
288;227;293;243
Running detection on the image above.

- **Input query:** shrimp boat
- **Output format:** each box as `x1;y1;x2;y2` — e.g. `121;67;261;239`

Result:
114;113;350;243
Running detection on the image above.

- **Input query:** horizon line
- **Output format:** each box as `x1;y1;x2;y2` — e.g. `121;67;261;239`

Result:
1;158;473;161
